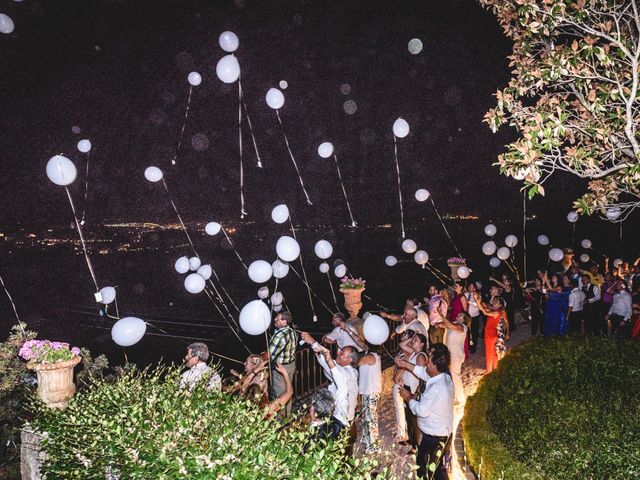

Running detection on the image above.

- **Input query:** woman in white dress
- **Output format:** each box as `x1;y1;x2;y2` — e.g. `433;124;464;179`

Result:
435;311;469;405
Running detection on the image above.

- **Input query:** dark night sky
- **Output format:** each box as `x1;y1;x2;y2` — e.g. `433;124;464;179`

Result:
0;0;636;246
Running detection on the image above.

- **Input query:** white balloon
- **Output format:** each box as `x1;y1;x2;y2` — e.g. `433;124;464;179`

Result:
184;273;206;294
489;257;501;268
581;239;592;249
505;234;518;248
0;14;15;34
144;166;163;183
205;222;222;236
270;292;283;306
362;311;372;320
334;264;347;278
272;260;289;279
613;258;623;267
482;241;497;256
189;256;201;271
257;286;269;299
549;248;564;262
317;142;334;159
276;236;300;262
314;240;333;259
567;211;579;223
402;239;417;254
174;256;190;274
414;250;429;265
248;260;273;283
393;117;410;138
271;204;289;224
187;71;202;86
497;247;511;260
218;31;239;52
111;317;146;347
46;155;77;186
77;139;92;153
363;315;390;345
484;224;497;236
266;87;285;110
319;262;330;273
579;254;590;263
385;255;398;267
415;189;430;202
606;207;622;220
457;266;470;279
197;264;212;280
273;304;283;313
239;300;271;335
537;234;549;246
216;54;240;83
99;286;116;305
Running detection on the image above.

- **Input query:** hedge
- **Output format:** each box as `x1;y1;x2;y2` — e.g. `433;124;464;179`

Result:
463;337;640;480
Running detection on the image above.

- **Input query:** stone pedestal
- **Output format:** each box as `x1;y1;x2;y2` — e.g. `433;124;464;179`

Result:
340;288;364;320
21;428;46;480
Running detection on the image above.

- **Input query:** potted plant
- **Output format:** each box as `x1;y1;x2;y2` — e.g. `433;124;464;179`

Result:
339;276;366;319
19;340;81;409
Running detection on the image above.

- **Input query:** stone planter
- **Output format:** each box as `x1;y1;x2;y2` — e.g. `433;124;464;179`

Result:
27;356;81;409
340;288;364;319
448;263;464;282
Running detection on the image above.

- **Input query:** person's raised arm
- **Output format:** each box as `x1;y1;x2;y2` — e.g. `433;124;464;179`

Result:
438;317;464;332
338;320;368;352
381;311;403;322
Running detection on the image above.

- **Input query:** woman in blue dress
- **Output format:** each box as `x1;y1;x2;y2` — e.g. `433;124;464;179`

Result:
542;273;569;335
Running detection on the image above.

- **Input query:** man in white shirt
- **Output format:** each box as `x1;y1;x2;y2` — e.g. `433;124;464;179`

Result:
607;280;633;337
322;312;366;352
386;307;428;337
567;279;586;334
398;344;454;480
179;342;222;391
300;331;359;453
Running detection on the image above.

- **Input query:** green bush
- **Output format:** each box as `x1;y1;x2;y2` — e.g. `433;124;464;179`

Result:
31;366;390;479
464;337;640;479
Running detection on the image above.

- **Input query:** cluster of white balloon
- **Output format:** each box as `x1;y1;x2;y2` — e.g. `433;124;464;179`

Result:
481;224;519;272
215;31;241;83
175;255;213;294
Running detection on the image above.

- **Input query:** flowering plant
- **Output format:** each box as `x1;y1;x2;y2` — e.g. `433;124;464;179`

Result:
340;276;366;290
19;340;81;364
447;257;466;266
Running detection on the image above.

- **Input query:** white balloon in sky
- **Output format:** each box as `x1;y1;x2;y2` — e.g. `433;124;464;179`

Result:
189;256;201;271
567;211;579;223
482;241;497;256
314;240;333;259
197;264;212;280
497;247;511;260
457;266;470;279
489;257;501;268
537;234;549;246
257;286;269;299
606;207;622;220
415;189;430;202
276;236;300;262
272;259;290;279
504;235;518;248
549;248;564;262
216;54;240;83
265;88;285;110
334;264;347;278
317;142;334;159
613;258;623;267
99;286;116;305
0;14;15;34
46;155;77;186
144;166;163;183
270;292;283;306
77;139;92;153
385;255;398;267
184;273;206;294
111;317;146;347
174;256;190;274
271;204;289;224
393;117;410;138
248;260;273;284
205;222;222;236
414;250;429;265
579;254;590;263
319;262;330;273
363;315;390;345
581;239;592;249
402;239;417;254
239;300;271;335
187;71;202;86
484;224;497;236
218;31;239;52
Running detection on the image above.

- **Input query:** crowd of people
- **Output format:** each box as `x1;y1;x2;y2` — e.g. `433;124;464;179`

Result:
176;256;640;479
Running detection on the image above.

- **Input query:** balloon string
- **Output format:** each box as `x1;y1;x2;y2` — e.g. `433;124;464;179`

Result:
80;152;90;226
288;220;316;320
362;293;392;313
332;154;357;227
171;85;193;166
239;79;262;168
275;110;313;205
65;186;100;292
288;264;334;316
392;135;405;238
325;271;340;310
238;81;247;219
571;222;576;250
620;223;623;259
522;191;528;282
114;295;121;319
429;197;462;258
425;261;453;286
222;225;248;270
0;272;25;337
506;256;523;285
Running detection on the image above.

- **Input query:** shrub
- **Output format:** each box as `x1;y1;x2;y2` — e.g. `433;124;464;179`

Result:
464;337;640;479
31;366;390;479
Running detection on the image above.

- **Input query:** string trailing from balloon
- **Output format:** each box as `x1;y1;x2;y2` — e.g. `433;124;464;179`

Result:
392;135;406;238
325;271;340;310
239;79;262;168
332;154;357;227
522;191;528;282
571;222;576;249
429;197;462;258
65;186;100;293
288;221;316;321
425;261;453;286
0;272;25;337
221;225;248;270
275;110;313;205
238;81;247;219
171;85;193;166
288;264;334;315
80;152;90;226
